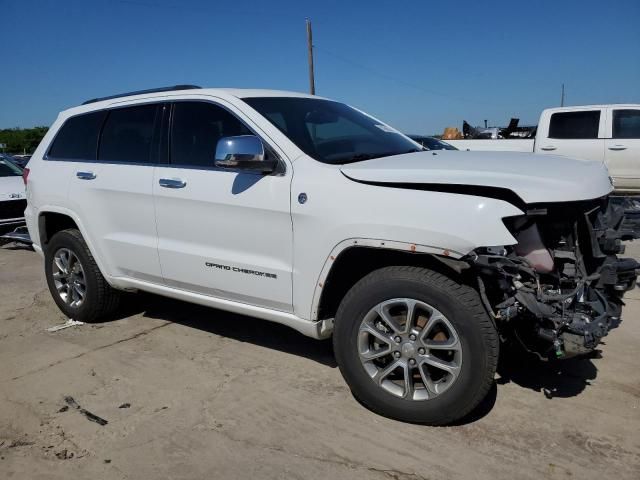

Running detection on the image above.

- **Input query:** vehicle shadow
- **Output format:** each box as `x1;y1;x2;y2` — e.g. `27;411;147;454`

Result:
451;347;599;425
121;292;337;368
115;293;599;424
495;344;599;399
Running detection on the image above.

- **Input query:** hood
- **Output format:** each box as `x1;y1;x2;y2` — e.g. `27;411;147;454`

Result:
340;151;613;205
0;176;26;201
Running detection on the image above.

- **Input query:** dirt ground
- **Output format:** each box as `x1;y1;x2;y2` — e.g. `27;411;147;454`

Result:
0;243;639;480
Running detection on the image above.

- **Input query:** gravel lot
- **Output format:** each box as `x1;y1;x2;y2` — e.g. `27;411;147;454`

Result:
1;243;639;479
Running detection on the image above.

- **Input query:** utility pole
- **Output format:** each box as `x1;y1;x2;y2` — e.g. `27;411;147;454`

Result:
560;83;565;107
306;18;315;95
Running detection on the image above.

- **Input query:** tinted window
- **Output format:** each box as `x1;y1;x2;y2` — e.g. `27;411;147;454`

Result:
244;97;420;164
170;102;250;167
613;110;640;139
98;104;159;163
548;111;600;139
48;111;106;160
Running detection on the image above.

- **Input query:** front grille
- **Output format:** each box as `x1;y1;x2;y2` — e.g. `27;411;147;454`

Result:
0;199;27;220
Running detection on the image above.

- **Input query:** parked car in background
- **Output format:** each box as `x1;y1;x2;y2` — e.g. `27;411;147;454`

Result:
24;86;637;425
448;104;640;193
407;135;457;150
0;153;23;169
0;157;27;234
11;155;31;168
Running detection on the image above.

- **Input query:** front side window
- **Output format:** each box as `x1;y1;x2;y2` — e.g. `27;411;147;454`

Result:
243;97;420;164
170;102;251;168
98;104;159;163
613;110;640;139
48;111;106;160
548;111;601;139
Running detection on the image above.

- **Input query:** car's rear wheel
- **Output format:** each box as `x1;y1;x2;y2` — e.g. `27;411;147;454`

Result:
333;266;498;425
44;229;121;322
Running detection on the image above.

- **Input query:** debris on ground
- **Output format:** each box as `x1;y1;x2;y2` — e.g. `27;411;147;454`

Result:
55;448;74;460
58;405;69;413
64;396;108;426
46;319;85;332
7;439;35;448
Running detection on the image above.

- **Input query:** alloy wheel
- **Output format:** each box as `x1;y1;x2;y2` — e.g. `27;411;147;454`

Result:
52;248;87;308
357;298;463;401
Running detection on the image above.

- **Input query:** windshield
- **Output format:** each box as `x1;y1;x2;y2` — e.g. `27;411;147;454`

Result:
0;159;23;177
243;97;422;164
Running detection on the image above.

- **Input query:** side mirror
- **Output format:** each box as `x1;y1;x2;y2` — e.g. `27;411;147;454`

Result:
214;135;277;174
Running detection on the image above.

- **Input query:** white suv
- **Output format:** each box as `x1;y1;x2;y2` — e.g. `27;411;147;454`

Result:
25;86;637;424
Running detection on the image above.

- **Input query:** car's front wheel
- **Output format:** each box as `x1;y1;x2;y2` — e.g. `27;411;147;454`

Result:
333;266;498;425
44;229;121;322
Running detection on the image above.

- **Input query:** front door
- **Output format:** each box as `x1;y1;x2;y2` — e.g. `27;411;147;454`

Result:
153;100;294;312
538;109;605;162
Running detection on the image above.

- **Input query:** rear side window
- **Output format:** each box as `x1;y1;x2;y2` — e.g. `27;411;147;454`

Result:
548;111;601;139
98;104;159;163
613;110;640;139
48;111;106;160
170;102;250;168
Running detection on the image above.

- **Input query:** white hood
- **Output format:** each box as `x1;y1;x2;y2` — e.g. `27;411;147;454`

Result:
0;176;25;201
340;151;613;204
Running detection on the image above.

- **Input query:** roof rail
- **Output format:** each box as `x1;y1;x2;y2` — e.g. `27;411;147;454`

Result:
82;85;202;105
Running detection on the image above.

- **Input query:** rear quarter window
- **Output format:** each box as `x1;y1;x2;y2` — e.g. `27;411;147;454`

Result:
548;111;601;139
48;111;107;160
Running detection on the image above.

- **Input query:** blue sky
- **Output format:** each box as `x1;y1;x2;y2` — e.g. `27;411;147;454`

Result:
2;0;639;133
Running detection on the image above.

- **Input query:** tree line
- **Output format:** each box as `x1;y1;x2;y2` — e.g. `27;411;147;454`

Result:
0;127;49;154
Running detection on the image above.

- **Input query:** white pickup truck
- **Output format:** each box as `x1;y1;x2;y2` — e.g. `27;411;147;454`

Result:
448;105;640;193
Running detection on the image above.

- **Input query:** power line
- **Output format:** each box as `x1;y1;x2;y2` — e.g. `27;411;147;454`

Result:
314;46;492;106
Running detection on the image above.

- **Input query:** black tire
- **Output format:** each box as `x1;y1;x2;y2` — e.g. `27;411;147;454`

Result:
44;228;121;322
333;266;498;425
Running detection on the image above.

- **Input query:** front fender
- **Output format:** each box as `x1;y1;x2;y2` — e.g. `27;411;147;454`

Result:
309;239;475;321
290;156;524;321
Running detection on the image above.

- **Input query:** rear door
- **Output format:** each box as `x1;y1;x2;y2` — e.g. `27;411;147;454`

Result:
536;109;605;161
65;103;166;281
153;100;293;312
604;108;640;191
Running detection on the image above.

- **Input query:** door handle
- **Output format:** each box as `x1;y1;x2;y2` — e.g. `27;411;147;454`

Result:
540;146;557;151
76;171;96;180
159;178;187;189
608;145;627;151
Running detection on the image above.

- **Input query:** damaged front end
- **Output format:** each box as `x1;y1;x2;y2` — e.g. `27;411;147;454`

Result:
470;197;638;359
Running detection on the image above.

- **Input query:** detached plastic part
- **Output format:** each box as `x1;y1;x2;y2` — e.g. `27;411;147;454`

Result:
513;222;554;273
46;319;85;332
